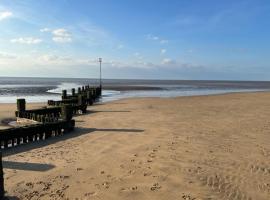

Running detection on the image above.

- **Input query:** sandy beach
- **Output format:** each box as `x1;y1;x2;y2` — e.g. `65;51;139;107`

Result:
2;92;270;199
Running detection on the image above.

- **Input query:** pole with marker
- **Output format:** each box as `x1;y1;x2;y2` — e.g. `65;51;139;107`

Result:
99;57;102;96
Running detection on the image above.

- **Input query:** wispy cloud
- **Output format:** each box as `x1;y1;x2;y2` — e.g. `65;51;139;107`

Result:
160;58;203;70
52;28;72;43
40;28;50;32
40;28;72;43
147;34;159;41
10;37;42;44
162;58;175;65
146;34;169;44
39;54;72;64
102;58;203;71
0;11;13;21
0;52;17;59
160;49;167;55
133;52;144;60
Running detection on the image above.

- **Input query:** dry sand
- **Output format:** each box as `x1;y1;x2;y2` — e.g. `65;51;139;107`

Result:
0;103;44;130
1;92;270;199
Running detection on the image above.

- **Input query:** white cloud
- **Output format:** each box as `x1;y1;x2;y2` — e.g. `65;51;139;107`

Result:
0;52;17;59
38;55;100;66
52;28;72;43
133;52;144;60
40;54;72;63
40;28;50;32
41;54;59;62
162;58;175;65
134;60;155;69
161;49;167;54
40;28;72;43
52;37;72;43
52;29;71;37
10;37;42;44
146;34;168;44
0;11;12;21
146;34;159;41
102;60;154;69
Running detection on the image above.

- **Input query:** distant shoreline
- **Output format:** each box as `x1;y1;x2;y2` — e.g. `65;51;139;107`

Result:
2;77;270;104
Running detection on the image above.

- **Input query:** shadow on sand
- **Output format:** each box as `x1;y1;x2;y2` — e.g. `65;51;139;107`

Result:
4;196;20;200
2;127;144;157
3;161;55;172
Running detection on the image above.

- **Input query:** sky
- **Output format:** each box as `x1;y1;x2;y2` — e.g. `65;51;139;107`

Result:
0;0;270;80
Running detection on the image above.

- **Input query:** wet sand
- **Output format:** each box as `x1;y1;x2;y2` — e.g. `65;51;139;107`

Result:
102;85;163;91
2;92;270;199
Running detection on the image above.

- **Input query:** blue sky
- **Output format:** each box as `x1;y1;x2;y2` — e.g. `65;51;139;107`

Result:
0;0;269;80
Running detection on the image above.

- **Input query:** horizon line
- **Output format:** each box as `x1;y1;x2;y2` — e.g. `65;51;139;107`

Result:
0;76;270;82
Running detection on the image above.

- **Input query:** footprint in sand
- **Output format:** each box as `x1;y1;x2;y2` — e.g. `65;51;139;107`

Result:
182;193;196;200
102;181;110;189
143;171;152;176
150;183;161;191
59;175;70;179
148;153;156;158
25;182;34;188
41;182;52;191
120;164;125;168
84;192;97;196
128;169;136;175
121;186;138;192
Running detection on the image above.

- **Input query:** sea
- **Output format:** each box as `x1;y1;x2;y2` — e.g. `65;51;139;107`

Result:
0;77;270;103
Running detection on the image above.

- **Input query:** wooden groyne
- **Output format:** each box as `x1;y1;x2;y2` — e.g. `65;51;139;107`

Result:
0;85;101;198
3;85;102;147
0;153;3;200
0;120;75;148
48;86;101;107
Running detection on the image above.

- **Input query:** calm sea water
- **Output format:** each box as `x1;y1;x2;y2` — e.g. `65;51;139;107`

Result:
0;77;270;103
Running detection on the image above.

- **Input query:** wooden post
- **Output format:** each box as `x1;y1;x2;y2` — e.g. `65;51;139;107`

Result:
78;95;87;113
72;88;75;96
17;99;26;112
62;90;67;100
0;152;4;199
87;91;93;105
78;95;86;106
61;105;73;121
